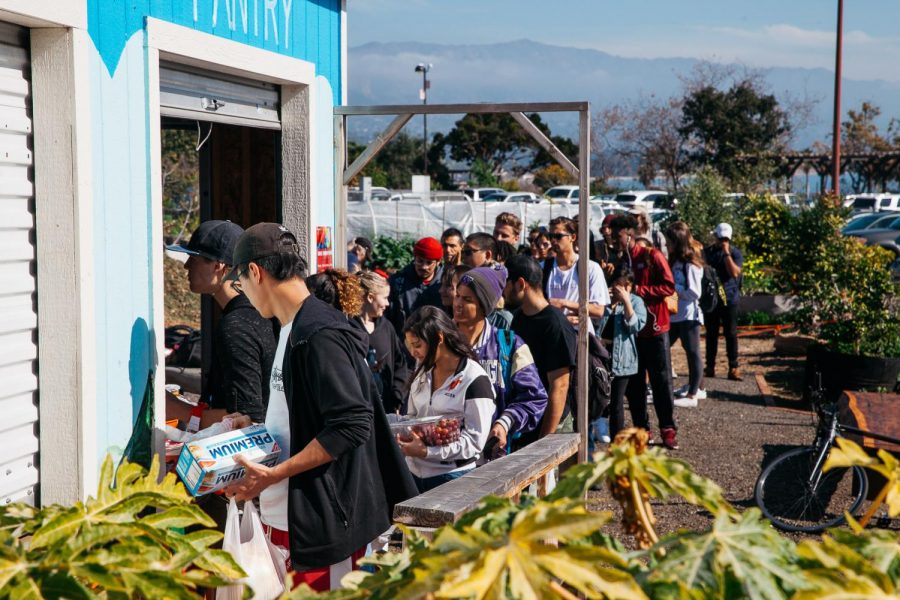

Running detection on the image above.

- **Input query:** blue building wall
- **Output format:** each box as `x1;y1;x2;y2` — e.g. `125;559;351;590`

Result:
84;0;342;458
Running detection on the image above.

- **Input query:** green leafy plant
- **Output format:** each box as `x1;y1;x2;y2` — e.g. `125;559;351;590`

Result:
675;166;740;245
0;455;244;598
371;235;416;273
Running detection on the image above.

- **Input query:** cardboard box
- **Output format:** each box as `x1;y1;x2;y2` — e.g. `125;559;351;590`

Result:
175;424;281;496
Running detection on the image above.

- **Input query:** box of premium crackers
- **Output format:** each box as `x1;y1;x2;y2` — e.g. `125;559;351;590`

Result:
175;424;281;496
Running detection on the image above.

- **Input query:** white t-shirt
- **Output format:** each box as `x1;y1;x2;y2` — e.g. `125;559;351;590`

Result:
546;256;610;333
260;322;292;531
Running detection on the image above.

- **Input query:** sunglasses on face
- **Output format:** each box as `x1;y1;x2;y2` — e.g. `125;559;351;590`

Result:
548;232;570;241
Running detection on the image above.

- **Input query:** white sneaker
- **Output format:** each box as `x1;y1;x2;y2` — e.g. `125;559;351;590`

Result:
674;384;690;397
674;396;698;408
696;388;707;400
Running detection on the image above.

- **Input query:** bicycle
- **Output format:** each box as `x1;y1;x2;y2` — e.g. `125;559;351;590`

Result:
754;374;900;533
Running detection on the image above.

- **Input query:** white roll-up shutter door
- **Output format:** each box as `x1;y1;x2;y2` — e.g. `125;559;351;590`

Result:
0;22;39;507
159;62;280;129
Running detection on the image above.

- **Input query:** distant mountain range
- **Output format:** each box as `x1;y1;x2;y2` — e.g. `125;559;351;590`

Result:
347;39;900;150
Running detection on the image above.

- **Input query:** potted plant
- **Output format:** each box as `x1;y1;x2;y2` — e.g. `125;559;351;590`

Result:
760;196;900;400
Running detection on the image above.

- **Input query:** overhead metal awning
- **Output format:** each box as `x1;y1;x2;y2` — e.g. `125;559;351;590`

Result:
159;62;280;129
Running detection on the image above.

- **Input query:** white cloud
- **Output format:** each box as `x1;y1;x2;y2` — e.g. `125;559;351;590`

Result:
565;23;900;82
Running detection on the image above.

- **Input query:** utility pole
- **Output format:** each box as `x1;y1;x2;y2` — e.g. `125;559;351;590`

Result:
831;0;844;197
415;63;432;174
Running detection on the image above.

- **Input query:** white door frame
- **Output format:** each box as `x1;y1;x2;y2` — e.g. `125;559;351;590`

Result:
145;18;316;464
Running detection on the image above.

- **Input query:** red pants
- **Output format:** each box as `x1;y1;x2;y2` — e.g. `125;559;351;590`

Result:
263;524;366;592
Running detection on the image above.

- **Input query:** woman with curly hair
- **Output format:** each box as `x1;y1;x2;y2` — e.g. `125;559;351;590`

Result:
305;268;364;319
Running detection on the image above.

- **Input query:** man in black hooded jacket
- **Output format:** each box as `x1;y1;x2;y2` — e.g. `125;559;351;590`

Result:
225;223;417;591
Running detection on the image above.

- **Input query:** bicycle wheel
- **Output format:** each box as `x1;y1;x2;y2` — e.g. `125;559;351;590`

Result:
755;447;868;533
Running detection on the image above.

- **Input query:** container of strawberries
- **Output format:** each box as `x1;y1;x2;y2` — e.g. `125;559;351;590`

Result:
391;414;464;446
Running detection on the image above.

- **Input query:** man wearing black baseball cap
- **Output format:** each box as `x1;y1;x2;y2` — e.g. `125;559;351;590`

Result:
224;223;416;591
166;220;277;425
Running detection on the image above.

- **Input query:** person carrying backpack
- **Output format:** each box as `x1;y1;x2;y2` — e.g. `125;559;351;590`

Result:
453;265;548;457
664;221;705;408
703;223;744;382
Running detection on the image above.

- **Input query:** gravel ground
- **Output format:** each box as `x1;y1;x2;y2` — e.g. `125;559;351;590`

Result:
586;334;900;544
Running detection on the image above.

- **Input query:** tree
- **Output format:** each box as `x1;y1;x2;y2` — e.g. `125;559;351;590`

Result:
841;101;894;192
679;81;790;186
347;132;452;190
445;112;564;178
594;95;688;191
161;129;200;241
532;164;575;190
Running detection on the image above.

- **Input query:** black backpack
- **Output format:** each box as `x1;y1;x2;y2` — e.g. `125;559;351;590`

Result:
699;264;720;313
165;325;202;368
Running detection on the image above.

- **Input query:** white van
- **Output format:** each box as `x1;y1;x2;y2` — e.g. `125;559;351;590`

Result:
462;187;505;202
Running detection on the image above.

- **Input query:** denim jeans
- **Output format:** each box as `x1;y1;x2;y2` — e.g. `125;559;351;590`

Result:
626;332;676;432
412;470;468;493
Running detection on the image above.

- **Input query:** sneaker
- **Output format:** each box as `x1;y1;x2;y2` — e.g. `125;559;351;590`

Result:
660;427;679;450
696;388;707;400
674;384;690;397
673;396;698;408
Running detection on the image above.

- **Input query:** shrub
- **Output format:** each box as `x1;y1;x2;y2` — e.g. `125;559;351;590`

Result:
675;166;738;245
371;235;415;273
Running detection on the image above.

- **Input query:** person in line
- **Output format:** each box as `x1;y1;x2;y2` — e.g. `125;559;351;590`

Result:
224;223;417;592
595;214;623;282
503;255;577;437
494;240;517;265
440;227;464;266
447;263;511;330
529;228;552;264
398;306;495;492
598;264;647;438
609;214;679;450
665;222;706;407
346;237;373;273
454;265;548;455
438;263;462;315
354;271;408;414
493;212;522;245
543;216;609;333
462;232;497;268
385;237;444;335
166;219;276;425
629;206;668;258
305;268;364;320
703;222;744;381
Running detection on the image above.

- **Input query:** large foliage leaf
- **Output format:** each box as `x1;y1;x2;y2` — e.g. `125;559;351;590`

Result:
825;438;900;517
648;509;805;600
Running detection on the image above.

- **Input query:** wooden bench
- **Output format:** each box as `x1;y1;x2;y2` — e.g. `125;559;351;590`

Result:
393;433;580;531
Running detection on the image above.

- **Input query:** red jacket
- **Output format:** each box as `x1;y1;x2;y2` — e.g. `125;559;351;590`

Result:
629;244;676;337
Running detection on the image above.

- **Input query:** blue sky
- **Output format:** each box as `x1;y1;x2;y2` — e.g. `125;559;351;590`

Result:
349;0;900;82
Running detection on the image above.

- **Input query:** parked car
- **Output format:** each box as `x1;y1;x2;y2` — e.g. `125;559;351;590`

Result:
842;212;886;233
462;187;505;202
481;191;509;202
544;185;581;202
845;193;900;213
614;190;676;210
848;215;900;246
590;196;624;211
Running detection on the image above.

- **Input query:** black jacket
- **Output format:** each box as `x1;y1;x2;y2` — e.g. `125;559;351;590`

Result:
385;262;444;335
351;316;409;414
207;295;277;423
283;297;417;568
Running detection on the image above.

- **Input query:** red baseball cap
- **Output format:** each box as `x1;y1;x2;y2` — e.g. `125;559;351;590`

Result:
413;237;442;261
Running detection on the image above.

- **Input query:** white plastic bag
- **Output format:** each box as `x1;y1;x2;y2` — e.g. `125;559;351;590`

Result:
218;498;286;600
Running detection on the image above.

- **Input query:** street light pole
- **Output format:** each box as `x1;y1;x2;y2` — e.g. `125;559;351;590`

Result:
415;63;432;174
831;0;844;197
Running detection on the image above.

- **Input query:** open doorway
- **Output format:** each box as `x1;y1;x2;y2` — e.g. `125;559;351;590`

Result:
161;117;280;406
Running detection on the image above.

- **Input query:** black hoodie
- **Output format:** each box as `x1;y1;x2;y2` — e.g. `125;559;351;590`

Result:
282;296;417;569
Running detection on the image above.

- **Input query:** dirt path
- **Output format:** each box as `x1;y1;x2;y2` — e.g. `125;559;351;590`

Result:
587;334;899;543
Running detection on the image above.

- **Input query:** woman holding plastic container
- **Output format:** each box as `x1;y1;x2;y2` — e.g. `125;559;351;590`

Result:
398;305;495;492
